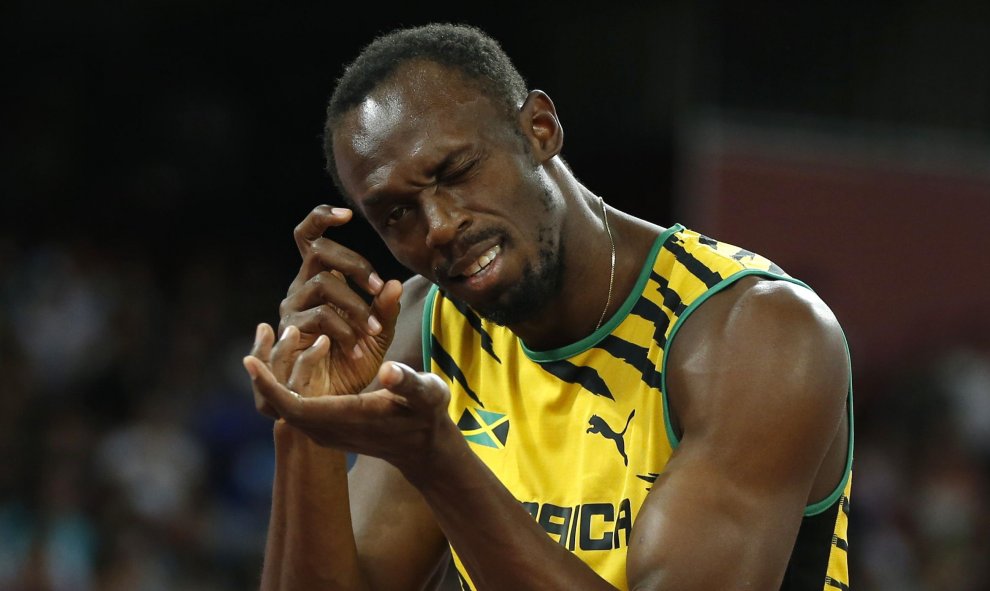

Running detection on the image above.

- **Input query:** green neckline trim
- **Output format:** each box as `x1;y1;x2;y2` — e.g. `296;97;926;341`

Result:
521;224;683;362
421;283;440;371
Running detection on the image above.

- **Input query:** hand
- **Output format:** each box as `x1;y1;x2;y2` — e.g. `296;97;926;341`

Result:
245;204;404;419
245;343;455;473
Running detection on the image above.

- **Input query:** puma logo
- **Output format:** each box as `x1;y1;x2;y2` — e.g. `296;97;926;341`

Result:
586;410;635;465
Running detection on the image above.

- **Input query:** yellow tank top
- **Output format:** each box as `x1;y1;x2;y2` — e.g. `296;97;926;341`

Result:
423;224;853;590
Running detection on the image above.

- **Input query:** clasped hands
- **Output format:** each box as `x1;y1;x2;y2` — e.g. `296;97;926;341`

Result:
241;205;452;471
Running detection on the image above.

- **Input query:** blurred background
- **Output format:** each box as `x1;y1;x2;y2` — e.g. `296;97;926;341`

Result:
2;1;989;589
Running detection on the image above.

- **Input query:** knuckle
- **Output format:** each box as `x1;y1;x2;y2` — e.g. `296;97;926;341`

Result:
293;220;310;241
315;307;340;336
288;276;305;293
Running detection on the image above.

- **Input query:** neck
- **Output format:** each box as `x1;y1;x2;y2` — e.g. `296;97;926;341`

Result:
507;170;624;350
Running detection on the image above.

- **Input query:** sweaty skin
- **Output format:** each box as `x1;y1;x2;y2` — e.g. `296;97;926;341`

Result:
243;59;849;590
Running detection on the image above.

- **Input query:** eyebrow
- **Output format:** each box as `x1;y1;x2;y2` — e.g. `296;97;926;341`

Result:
361;190;402;212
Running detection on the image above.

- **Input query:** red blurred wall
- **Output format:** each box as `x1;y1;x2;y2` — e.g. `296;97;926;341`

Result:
677;120;990;389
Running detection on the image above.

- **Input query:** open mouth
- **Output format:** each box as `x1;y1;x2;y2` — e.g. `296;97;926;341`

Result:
461;244;500;278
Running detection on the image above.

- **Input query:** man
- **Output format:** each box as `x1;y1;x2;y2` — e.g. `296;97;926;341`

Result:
242;22;853;590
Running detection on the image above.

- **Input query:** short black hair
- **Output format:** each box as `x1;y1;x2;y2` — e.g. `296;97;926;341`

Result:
322;23;529;201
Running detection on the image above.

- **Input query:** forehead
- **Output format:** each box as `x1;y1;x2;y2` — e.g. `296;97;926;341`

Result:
332;61;506;194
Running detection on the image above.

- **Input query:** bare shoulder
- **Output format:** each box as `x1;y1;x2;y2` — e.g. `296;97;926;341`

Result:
399;273;435;307
387;274;435;371
667;276;849;442
629;276;851;589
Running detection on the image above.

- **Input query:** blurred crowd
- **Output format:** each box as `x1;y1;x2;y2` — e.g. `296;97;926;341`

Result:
0;236;987;590
0;237;278;590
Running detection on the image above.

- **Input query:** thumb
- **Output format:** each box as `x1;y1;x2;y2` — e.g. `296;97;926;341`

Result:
377;361;449;410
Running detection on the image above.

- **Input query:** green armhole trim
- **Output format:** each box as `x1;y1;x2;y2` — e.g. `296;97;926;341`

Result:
421;284;441;372
659;270;854;517
521;224;683;362
804;332;855;517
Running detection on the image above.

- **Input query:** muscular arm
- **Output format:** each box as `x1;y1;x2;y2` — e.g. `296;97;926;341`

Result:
626;278;850;590
257;274;449;590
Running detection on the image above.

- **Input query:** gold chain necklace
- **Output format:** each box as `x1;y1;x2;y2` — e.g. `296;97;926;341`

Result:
596;195;616;331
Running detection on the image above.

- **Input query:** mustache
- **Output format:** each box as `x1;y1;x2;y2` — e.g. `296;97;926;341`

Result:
433;227;505;278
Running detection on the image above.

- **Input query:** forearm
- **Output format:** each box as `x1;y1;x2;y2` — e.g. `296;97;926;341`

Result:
262;421;369;591
404;426;616;591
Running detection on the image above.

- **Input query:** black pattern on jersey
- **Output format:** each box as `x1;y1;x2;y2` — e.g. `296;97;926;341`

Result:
448;298;502;364
667;237;723;288
730;246;786;275
431;335;483;407
781;491;848;591
698;234;720;248
833;493;850;552
650;270;686;316
537;359;613;399
636;472;659;491
699;234;787;276
456;569;472;591
833;536;848;552
631;296;671;349
596;335;662;390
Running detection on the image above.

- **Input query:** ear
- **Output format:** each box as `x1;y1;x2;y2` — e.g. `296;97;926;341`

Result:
518;90;563;163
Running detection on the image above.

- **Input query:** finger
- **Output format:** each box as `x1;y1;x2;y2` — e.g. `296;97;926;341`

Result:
287;334;331;396
291;205;385;297
377;361;450;410
281;271;380;337
248;359;414;431
370;279;404;336
249;323;276;364
270;324;303;384
293;204;352;256
291;237;385;299
243;354;305;422
283;305;362;354
243;354;281;420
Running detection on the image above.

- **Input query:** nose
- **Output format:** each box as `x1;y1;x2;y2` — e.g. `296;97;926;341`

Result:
423;194;471;248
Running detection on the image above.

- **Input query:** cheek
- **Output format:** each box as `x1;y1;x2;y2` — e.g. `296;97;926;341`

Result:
385;237;434;278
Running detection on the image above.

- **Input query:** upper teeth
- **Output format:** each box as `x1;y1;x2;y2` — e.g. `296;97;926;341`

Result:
463;245;501;277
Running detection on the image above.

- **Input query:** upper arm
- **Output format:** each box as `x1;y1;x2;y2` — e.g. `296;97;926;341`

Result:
627;278;849;590
349;274;450;590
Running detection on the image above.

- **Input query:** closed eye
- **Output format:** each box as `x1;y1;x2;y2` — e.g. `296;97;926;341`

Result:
438;158;478;184
385;205;412;226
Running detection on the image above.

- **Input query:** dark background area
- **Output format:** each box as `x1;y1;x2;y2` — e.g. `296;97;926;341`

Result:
2;1;989;590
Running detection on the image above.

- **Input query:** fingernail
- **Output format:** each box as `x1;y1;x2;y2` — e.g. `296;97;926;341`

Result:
280;325;296;341
369;273;384;292
243;357;257;379
351;344;364;359
313;335;329;348
331;207;350;217
367;315;382;335
386;362;403;383
255;324;265;342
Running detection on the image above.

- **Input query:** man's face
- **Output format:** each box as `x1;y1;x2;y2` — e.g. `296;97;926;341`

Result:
332;62;565;325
